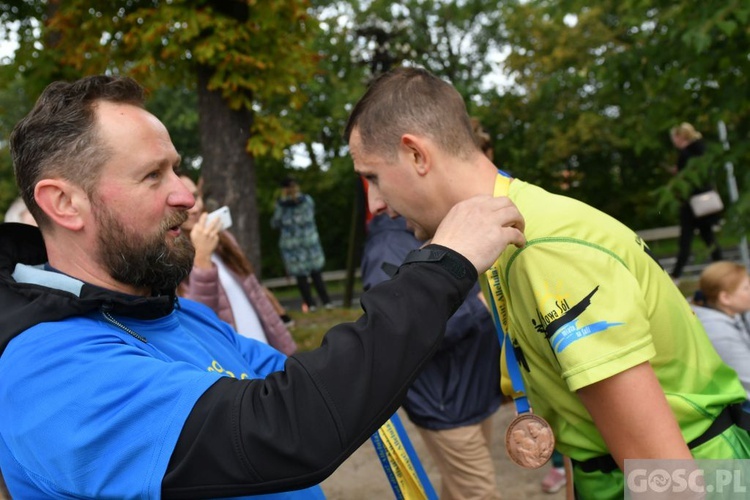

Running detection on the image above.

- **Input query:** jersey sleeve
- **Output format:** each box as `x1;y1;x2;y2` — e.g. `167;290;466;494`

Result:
506;239;656;391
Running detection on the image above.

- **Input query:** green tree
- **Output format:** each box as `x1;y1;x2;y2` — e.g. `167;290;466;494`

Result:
487;0;750;232
0;68;33;216
257;2;371;278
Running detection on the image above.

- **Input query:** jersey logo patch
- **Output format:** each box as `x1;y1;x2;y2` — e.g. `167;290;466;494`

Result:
541;286;599;339
540;286;623;353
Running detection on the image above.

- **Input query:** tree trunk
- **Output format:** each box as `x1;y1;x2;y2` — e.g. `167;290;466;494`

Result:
196;65;262;275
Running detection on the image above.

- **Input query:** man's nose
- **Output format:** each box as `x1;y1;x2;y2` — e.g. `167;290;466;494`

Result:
368;192;388;216
169;174;196;209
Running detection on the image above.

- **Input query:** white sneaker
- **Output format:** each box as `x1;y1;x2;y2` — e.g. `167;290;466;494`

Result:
541;467;566;494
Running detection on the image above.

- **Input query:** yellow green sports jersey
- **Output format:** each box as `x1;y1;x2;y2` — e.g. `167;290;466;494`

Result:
481;176;749;497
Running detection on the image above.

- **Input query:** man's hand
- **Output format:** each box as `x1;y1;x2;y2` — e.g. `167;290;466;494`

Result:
431;195;525;274
189;213;222;269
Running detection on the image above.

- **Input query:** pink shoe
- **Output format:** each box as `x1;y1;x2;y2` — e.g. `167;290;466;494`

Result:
541;467;566;494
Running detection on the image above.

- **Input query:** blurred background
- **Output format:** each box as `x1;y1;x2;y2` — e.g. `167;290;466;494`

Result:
0;0;747;286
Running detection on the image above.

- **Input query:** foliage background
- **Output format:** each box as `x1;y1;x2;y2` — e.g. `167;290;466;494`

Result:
1;0;748;278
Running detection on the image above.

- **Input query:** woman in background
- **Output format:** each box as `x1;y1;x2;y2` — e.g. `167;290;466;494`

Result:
692;261;750;398
271;176;332;312
178;175;297;356
669;122;722;281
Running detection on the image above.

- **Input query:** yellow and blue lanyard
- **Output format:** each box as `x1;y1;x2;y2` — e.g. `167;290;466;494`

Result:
486;170;532;415
370;413;438;500
487;293;531;415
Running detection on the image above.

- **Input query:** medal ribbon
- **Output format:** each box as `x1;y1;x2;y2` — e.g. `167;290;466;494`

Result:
488;294;530;414
485;171;530;415
370;413;438;500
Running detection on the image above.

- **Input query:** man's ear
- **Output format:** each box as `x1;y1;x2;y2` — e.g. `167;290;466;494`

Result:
34;179;88;231
400;134;431;176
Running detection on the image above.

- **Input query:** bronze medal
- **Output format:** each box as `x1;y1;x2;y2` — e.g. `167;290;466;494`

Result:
505;413;555;469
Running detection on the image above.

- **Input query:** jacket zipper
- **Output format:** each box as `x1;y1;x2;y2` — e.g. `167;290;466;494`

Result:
101;310;148;343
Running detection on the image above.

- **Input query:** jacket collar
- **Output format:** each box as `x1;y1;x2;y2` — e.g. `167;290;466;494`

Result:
0;223;176;355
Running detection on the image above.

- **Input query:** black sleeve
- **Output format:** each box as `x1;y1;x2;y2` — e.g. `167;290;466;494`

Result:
676;148;690;172
162;244;477;499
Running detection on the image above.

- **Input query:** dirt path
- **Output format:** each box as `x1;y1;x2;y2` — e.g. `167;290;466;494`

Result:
321;403;566;499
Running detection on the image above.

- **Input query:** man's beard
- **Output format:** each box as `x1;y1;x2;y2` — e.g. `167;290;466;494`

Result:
93;203;195;294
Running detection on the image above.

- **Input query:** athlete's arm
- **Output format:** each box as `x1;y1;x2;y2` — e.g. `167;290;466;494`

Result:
577;361;692;469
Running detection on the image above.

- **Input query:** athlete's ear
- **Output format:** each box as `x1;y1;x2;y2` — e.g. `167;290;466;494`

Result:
34;179;88;231
400;134;431;176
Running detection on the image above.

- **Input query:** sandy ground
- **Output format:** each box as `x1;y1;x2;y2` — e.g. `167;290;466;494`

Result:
321;403;567;499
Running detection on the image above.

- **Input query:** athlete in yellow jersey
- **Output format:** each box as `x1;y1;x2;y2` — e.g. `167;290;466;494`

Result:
483;174;748;496
345;66;750;499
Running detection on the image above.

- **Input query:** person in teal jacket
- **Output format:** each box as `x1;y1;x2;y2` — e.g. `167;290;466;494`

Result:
271;177;332;312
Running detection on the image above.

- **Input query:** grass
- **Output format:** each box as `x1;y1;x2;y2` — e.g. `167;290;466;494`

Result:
266;277;363;301
646;231;747;259
648;231;747;299
286;306;364;352
676;276;700;299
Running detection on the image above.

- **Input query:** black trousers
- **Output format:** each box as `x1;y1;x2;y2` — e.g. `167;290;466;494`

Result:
295;270;331;307
671;202;722;278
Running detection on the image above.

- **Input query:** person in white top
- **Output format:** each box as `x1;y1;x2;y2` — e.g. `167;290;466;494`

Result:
177;175;298;355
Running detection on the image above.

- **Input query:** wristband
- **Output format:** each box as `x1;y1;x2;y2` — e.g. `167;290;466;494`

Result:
400;246;467;279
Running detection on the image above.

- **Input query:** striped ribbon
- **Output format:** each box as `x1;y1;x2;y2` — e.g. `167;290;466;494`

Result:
479;170;535;415
370;413;438;500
